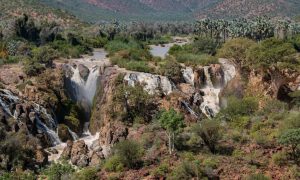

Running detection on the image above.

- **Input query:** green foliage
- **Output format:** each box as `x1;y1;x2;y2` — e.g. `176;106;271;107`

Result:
42;162;75;180
278;129;300;158
158;108;185;154
217;38;256;67
158;109;185;134
272;151;287;166
246;173;270;180
192;37;219;55
220;96;259;121
111;140;143;169
246;38;299;70
0;130;37;171
31;45;57;67
176;53;218;66
0;171;36;180
157;58;183;83
192;120;221;153
105;39;153;72
72;167;98;180
151;162;169;178
167;160;203;180
104;155;124;172
111;84;156;123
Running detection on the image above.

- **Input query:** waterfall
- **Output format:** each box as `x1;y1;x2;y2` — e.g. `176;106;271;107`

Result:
0;89;62;146
67;64;100;118
68;128;79;141
199;67;221;118
35;115;62;146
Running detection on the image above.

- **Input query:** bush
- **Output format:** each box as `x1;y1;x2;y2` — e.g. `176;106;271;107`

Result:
221;96;258;121
158;58;183;83
272;151;287;166
192;120;221;153
278;129;300;158
23;61;45;76
246;173;270;180
246;38;298;70
104;155;124;172
0;171;36;180
31;46;57;67
42;162;75;180
111;140;143;169
72;167;98;180
217;38;255;67
176;53;218;66
151;163;169;178
167;160;206;180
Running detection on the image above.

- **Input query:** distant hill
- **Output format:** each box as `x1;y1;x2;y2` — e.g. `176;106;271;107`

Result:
6;0;300;23
0;0;83;29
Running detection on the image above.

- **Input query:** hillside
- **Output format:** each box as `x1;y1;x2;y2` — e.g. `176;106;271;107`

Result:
40;0;300;22
0;0;84;29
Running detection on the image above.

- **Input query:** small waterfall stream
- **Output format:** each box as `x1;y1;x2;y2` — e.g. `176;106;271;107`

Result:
0;89;62;146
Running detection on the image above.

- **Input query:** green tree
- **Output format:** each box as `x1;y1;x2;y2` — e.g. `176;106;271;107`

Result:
278;129;300;159
158;108;185;154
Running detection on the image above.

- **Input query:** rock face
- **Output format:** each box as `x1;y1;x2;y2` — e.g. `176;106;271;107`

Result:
70;140;89;167
78;64;90;81
60;139;104;167
124;72;174;96
246;67;300;102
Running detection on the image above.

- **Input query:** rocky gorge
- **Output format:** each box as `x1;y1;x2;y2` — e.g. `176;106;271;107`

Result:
0;42;300;176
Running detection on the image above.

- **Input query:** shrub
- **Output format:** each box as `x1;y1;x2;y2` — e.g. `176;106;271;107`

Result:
72;167;98;180
221;96;258;121
176;53;218;66
217;38;255;67
158;58;183;83
42;162;75;180
278;129;300;159
112;140;143;169
246;173;270;180
167;160;205;180
192;120;221;153
104;155;124;172
192;37;219;55
31;46;57;67
151;163;169;178
0;171;36;180
272;151;287;166
112;84;156;123
246;38;298;70
23;61;45;76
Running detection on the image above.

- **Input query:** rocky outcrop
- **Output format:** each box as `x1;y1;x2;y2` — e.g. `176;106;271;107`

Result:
60;139;104;167
35;146;48;166
70;140;89;167
78;64;90;81
124;72;174;96
246;67;300;103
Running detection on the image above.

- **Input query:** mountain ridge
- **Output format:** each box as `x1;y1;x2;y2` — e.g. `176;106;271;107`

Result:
39;0;300;22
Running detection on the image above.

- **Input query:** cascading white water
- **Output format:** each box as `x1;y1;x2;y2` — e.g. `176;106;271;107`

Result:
68;128;79;141
0;89;62;146
199;66;222;118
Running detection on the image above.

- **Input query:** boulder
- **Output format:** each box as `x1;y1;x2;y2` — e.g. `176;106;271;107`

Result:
35;146;48;166
61;140;73;160
78;64;90;81
70;140;89;167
